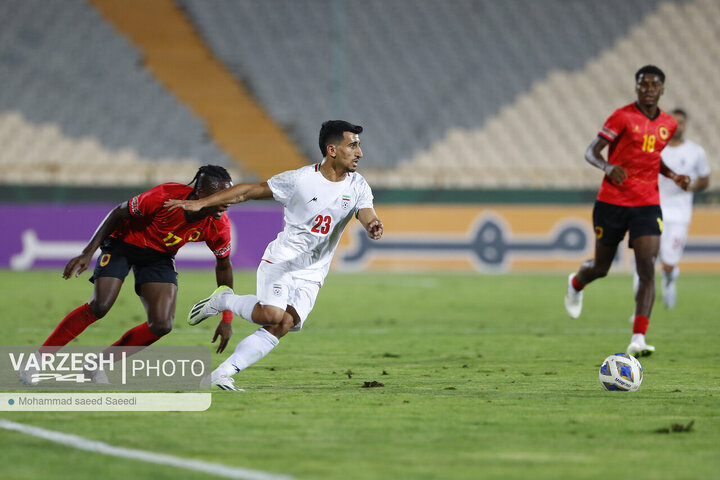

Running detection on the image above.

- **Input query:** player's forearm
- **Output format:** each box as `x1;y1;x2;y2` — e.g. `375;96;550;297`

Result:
200;183;271;207
659;161;679;180
584;139;612;174
215;257;234;289
357;208;379;230
82;203;128;255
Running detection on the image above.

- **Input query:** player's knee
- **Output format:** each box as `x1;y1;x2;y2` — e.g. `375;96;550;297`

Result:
591;263;611;278
88;300;112;319
256;306;285;326
280;314;295;332
148;321;173;337
636;270;655;284
266;314;296;338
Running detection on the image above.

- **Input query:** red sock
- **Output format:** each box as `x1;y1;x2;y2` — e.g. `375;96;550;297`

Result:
571;275;585;291
41;304;98;349
633;315;649;335
110;322;162;347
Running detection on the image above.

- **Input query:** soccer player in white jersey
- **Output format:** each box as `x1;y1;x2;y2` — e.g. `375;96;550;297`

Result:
654;109;710;308
165;120;384;390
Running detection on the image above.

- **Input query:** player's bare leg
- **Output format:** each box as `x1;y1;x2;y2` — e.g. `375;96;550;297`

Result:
85;283;178;383
565;240;618;318
627;235;659;357
577;240;618;285
138;282;178;337
88;277;124;319
105;283;176;352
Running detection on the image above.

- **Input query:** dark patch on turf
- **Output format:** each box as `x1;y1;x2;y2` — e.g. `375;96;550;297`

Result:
362;381;384;388
655;420;694;434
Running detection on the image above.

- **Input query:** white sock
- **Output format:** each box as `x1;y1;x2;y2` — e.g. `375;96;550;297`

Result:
213;328;279;378
225;294;259;323
631;333;645;345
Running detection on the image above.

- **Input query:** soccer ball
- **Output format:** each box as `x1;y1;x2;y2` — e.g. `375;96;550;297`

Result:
599;353;643;391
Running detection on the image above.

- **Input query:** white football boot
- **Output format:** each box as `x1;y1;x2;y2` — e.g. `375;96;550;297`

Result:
82;364;110;384
211;373;244;392
564;273;583;319
627;335;655;358
18;364;39;386
188;285;234;326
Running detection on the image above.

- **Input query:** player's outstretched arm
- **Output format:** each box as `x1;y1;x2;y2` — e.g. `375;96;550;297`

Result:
358;208;384;240
660;160;691;191
164;182;274;212
585;136;627;184
212;255;234;354
63;202;131;279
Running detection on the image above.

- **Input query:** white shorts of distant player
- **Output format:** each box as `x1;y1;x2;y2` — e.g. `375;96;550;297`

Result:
660;222;689;267
256;260;321;332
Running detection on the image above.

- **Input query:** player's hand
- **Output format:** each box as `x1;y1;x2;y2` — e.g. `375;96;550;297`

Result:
163;198;204;212
605;165;628;184
673;174;691;191
212;320;233;354
63;253;92;279
366;220;384;240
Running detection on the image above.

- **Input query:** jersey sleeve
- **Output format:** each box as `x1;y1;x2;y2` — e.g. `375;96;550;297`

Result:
598;109;626;143
205;218;232;259
695;146;711;177
267;169;299;206
355;176;374;211
128;184;169;218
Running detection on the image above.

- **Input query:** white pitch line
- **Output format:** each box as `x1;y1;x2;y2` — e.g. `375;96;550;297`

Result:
0;418;296;480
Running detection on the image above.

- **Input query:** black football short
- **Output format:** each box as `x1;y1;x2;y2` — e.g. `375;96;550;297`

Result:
90;238;177;295
592;201;663;248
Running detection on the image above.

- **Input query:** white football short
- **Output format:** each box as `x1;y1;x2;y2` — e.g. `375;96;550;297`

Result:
660;222;688;266
256;260;321;332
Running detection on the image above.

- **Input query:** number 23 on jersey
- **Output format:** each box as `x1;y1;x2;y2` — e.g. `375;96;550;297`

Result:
311;215;332;234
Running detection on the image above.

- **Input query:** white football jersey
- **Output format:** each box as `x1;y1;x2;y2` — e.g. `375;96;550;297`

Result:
263;163;374;283
659;140;710;224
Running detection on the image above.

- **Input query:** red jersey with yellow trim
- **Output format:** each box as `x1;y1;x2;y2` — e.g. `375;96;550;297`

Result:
110;183;231;258
596;102;677;206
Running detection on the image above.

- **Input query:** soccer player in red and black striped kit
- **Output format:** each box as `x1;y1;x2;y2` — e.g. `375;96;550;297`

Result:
23;166;236;383
564;65;690;357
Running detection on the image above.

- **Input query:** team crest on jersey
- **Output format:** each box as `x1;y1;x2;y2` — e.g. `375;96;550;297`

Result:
341;195;351;209
99;254;111;267
659;126;669;140
188;230;201;242
272;284;283;297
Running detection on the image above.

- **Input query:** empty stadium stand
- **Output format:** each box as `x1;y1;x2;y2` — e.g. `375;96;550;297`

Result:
178;0;717;189
0;0;237;185
1;0;717;190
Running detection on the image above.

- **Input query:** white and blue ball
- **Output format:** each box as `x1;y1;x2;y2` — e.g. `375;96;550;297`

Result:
599;353;643;392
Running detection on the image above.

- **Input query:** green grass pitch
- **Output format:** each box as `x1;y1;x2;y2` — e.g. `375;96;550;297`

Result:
0;270;718;479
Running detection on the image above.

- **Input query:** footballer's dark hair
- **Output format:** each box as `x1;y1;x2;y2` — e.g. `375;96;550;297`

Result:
189;165;232;193
635;65;665;84
318;120;363;157
671;108;687;118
